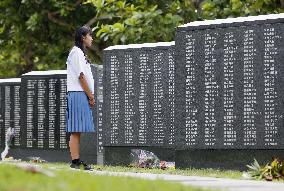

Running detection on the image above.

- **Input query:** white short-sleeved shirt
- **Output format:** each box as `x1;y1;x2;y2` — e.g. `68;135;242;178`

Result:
66;46;94;94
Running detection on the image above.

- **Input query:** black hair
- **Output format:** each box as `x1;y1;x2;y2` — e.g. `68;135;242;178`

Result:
74;25;92;63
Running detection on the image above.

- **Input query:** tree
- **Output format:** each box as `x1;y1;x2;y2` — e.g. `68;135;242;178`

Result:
0;0;96;78
0;0;198;78
202;0;284;19
85;0;197;46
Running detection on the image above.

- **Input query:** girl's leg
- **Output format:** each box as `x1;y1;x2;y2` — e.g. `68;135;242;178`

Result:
69;132;81;160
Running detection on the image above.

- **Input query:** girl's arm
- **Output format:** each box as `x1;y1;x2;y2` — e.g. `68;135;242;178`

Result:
79;72;95;108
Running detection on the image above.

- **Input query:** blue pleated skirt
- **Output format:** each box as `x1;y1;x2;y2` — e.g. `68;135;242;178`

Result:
66;91;95;133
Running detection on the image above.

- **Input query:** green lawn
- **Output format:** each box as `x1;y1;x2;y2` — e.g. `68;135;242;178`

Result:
0;163;218;191
40;163;243;179
93;165;243;179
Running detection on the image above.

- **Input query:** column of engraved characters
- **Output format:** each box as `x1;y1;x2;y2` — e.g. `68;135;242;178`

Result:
26;80;36;147
263;27;280;146
59;78;67;148
204;32;218;146
153;52;164;144
110;55;119;144
243;29;257;146
168;51;175;145
124;54;134;144
185;34;198;146
138;53;149;144
0;87;2;144
223;31;237;146
4;86;11;137
97;66;104;153
13;85;21;146
48;79;57;148
37;79;46;148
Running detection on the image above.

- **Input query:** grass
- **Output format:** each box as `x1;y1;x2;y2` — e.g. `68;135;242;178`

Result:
94;165;243;179
0;163;217;191
39;162;243;179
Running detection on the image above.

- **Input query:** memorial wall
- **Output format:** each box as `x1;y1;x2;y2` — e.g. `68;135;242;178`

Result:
0;79;21;147
0;64;102;161
102;13;284;150
2;13;284;165
20;70;68;149
90;64;104;162
175;14;284;149
96;65;104;156
103;42;176;147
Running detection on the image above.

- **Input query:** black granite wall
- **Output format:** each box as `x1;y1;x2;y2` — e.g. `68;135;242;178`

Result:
0;79;21;148
175;16;284;149
3;13;284;169
101;14;284;169
0;65;103;163
19;71;68;149
103;42;176;148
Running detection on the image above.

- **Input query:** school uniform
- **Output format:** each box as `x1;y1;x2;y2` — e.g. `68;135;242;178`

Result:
66;46;95;133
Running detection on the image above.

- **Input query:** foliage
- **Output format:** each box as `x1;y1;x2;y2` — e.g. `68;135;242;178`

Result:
202;0;284;19
1;0;284;78
0;0;97;77
0;0;197;78
246;157;284;181
84;0;197;45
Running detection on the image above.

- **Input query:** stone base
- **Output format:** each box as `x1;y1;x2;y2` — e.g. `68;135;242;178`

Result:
104;146;175;166
7;148;70;162
176;149;284;170
103;147;284;170
6;145;282;170
5;133;97;164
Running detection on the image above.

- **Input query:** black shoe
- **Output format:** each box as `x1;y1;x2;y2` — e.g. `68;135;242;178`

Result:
70;160;93;171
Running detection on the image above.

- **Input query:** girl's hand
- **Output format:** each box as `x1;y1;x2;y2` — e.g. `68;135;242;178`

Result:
89;96;95;108
89;95;96;108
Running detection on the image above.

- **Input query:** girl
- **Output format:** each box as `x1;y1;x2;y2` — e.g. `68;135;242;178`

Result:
66;25;95;170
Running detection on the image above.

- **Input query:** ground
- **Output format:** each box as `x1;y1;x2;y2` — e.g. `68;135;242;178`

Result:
0;162;218;191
